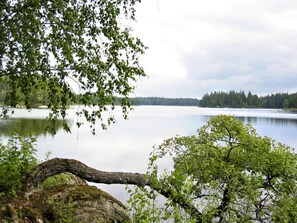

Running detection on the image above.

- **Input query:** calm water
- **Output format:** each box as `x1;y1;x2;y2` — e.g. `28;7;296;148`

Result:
1;106;297;202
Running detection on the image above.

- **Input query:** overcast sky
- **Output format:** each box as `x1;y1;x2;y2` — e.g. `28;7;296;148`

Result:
130;0;297;99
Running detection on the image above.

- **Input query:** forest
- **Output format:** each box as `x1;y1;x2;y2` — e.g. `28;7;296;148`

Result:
116;97;200;106
2;84;297;109
200;90;297;109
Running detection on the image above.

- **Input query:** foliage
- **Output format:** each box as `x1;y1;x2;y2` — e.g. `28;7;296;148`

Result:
128;115;297;222
48;197;77;223
127;185;197;223
0;0;146;133
0;76;70;108
0;134;38;198
200;90;297;109
127;186;163;223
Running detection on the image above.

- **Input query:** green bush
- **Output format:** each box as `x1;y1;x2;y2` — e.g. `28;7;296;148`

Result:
0;134;38;198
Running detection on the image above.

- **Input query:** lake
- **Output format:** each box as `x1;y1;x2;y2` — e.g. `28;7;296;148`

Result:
1;106;297;202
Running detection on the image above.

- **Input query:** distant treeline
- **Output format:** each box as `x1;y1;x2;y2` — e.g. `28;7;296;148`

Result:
200;91;297;109
127;97;200;106
75;96;200;106
2;81;297;109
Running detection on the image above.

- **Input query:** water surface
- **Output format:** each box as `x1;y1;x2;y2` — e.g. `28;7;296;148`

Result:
1;106;296;202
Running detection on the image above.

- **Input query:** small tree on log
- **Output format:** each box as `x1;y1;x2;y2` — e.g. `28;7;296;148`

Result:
127;115;297;222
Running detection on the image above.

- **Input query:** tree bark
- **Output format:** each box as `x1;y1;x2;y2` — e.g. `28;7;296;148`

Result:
23;158;148;190
23;158;202;222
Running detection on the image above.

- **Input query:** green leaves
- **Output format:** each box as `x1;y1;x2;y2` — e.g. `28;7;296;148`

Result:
1;0;145;133
127;186;163;223
129;115;297;222
0;134;38;198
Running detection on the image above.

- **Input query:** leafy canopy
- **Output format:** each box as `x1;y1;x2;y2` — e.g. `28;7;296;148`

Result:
0;0;145;132
129;115;297;222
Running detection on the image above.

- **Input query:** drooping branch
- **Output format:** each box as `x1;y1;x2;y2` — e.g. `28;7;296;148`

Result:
23;158;148;191
23;158;203;221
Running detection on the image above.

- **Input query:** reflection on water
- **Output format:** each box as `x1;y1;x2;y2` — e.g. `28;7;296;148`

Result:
0;107;296;203
237;116;297;127
0;118;71;137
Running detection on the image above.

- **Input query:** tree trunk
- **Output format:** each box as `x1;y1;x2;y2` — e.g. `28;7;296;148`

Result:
23;158;202;222
23;158;148;191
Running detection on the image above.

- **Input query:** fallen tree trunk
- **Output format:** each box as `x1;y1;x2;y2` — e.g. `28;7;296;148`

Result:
23;158;202;222
24;158;148;190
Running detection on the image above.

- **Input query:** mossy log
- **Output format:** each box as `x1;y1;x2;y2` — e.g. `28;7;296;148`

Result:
23;158;148;191
22;158;202;221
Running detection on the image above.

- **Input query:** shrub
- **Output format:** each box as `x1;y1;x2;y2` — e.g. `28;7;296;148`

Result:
0;134;38;198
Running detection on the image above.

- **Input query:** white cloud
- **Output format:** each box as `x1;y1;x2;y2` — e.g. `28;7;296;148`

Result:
132;0;297;98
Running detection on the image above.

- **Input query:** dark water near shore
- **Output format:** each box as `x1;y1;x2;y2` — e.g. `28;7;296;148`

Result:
1;106;296;202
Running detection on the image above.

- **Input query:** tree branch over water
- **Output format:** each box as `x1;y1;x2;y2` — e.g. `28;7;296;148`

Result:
23;157;203;221
24;158;148;189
